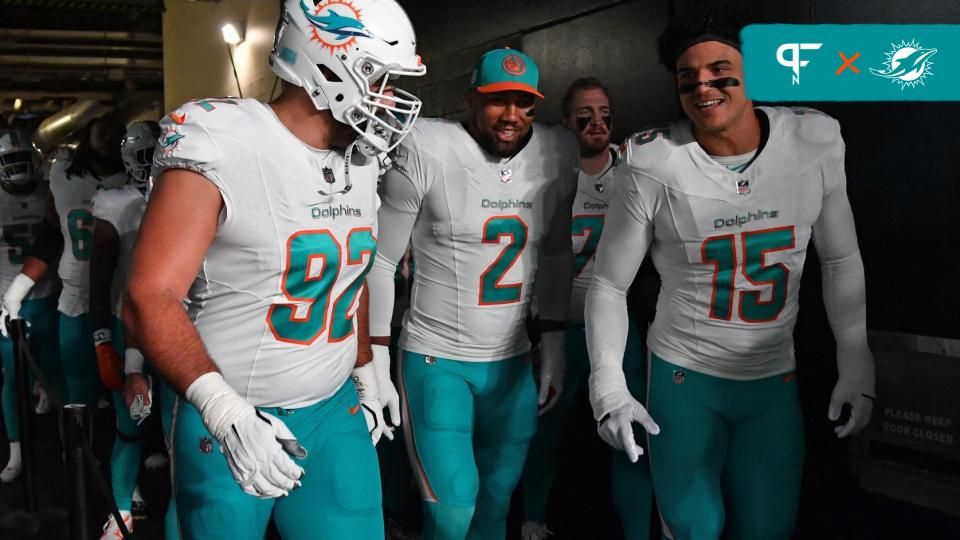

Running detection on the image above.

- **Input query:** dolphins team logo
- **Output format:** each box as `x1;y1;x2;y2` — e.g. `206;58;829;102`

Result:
301;0;373;54
158;125;184;157
870;39;937;90
502;54;527;76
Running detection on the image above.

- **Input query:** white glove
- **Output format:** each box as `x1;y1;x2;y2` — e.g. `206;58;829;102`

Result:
537;331;566;415
352;363;392;445
1;273;34;337
597;394;660;463
128;375;153;425
186;372;306;498
372;344;400;428
589;363;660;463
124;349;151;423
828;345;876;439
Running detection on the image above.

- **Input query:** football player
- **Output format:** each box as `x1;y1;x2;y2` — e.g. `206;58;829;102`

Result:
123;1;424;538
368;48;578;540
520;78;652;540
585;10;875;540
89;120;161;538
2;115;128;409
0;128;61;482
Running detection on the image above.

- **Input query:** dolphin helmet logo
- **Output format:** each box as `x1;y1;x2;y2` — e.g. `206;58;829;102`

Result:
300;0;374;53
870;39;937;89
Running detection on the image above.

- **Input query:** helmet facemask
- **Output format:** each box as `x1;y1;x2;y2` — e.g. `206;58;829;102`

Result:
0;131;39;196
344;57;424;156
121;121;161;192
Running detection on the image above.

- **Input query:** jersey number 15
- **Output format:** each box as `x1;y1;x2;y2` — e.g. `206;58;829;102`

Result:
702;226;795;323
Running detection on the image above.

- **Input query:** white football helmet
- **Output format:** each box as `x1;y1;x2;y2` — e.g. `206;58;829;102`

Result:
0;129;40;196
121;121;161;191
270;0;426;156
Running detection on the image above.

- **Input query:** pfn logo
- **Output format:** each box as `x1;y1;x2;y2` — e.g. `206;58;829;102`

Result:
776;43;823;85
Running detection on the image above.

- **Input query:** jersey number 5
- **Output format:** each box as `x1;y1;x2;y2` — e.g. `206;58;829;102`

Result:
702;226;795;323
2;223;42;264
479;215;528;305
268;228;376;345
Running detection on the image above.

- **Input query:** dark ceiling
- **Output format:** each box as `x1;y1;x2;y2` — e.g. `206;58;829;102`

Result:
0;0;166;128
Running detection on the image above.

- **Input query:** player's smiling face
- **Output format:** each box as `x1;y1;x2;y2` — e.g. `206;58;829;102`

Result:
675;41;751;134
564;87;611;157
466;90;536;158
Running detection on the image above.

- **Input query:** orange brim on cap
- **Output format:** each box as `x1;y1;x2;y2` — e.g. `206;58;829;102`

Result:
475;81;544;99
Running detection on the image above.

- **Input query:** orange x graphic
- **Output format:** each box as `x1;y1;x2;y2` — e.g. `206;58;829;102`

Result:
836;51;860;75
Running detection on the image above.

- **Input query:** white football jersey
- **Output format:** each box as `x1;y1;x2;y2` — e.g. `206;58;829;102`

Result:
618;106;846;378
49;158;126;316
376;119;578;361
569;145;619;321
92;185;146;316
154;98;380;408
0;182;57;300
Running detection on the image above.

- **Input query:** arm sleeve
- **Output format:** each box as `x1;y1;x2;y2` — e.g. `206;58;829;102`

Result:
534;158;577;322
585;164;656;419
812;143;874;389
368;154;425;338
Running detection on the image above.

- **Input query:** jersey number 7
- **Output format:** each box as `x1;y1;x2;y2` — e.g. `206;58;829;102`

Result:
268;228;376;345
702;226;795;323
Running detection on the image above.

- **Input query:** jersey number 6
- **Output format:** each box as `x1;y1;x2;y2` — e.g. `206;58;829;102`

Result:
268;228;376;345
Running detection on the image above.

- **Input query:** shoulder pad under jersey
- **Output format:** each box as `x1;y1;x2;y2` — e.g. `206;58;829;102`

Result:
153;98;250;177
765;106;842;147
621;121;692;170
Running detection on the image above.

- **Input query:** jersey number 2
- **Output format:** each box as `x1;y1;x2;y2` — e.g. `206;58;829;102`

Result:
268;228;376;345
702;226;795;323
479;215;527;305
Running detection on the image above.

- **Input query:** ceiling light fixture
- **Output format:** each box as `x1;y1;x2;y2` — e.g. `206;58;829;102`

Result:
221;22;244;45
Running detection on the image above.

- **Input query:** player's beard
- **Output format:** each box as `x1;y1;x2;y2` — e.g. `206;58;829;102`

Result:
477;124;533;158
580;136;609;158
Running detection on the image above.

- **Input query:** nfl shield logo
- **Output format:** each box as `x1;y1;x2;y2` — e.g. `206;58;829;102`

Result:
594;182;605;193
323;167;336;184
736;178;750;195
499;169;513;183
672;369;685;384
199;437;213;454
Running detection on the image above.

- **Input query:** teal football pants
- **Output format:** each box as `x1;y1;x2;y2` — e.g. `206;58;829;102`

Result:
400;351;538;540
169;378;383;540
106;318;146;513
521;319;652;539
160;381;180;540
0;296;61;440
647;354;804;540
59;312;100;406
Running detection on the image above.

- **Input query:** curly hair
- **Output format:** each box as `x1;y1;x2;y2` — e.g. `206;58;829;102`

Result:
65;113;125;179
656;7;753;72
560;77;612;119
